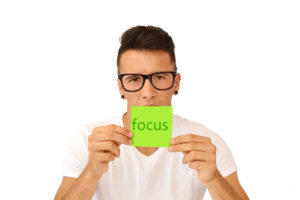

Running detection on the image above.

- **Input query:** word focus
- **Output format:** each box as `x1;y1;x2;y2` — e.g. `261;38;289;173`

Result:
131;118;169;131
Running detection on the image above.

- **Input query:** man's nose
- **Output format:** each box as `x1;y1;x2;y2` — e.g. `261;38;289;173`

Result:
142;78;156;91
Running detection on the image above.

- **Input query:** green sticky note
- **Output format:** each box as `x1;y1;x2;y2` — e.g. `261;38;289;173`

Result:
130;106;172;147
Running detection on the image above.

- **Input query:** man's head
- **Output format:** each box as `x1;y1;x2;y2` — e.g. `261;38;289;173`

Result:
116;25;181;108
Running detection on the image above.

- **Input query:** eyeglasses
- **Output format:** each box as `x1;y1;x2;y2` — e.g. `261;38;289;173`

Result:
118;70;177;92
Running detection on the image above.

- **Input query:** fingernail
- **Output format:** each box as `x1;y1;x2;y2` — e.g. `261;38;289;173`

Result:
128;139;132;145
129;132;133;137
169;146;173;151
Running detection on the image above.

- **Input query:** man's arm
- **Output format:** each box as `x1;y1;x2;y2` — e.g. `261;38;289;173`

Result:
224;171;250;200
59;164;102;200
54;177;77;200
205;170;244;200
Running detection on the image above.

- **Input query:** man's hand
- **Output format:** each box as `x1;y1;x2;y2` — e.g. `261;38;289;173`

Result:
168;133;219;185
88;124;133;176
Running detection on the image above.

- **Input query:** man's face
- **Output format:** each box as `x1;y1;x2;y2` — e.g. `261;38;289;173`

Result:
117;49;181;107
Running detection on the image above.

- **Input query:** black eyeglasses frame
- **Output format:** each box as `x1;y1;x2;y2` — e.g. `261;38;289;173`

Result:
118;70;177;92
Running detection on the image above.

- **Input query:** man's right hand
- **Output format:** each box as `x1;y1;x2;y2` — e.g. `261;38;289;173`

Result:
87;124;133;176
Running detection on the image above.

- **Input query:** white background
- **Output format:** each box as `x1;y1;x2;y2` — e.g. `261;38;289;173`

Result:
0;1;299;200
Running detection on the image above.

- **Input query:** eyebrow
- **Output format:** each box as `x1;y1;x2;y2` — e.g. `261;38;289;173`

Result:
124;71;164;75
124;74;139;80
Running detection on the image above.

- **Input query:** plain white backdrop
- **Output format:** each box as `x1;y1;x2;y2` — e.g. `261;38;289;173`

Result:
0;1;299;200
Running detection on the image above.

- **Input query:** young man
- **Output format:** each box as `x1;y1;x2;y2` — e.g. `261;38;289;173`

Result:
54;25;249;200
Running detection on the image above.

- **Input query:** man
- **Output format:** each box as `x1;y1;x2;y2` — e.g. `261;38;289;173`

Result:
54;25;249;200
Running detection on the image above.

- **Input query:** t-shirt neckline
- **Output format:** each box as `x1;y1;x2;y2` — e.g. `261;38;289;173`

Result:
118;111;164;163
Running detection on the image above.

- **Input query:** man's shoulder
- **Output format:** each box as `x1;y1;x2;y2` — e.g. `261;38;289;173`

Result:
173;113;223;144
77;112;123;137
173;113;207;134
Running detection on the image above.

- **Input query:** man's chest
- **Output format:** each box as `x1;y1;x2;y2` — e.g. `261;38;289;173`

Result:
95;147;207;200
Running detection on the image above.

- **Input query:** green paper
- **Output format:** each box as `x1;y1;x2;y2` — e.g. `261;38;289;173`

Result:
130;106;172;147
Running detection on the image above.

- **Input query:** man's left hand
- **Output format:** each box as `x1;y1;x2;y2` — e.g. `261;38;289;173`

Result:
168;133;219;185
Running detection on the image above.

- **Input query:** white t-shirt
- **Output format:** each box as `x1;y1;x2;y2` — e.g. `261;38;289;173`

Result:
62;112;238;200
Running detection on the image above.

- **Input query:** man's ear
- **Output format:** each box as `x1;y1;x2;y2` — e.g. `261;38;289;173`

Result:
117;79;125;99
173;73;181;95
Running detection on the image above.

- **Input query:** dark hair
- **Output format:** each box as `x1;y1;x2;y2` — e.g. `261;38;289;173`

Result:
117;25;177;74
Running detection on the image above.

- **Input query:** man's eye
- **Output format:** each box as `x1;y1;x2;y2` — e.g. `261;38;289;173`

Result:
130;78;139;82
156;76;164;79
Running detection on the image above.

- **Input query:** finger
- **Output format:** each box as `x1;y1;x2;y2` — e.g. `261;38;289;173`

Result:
181;151;189;156
89;131;132;146
182;151;215;165
169;142;213;153
93;124;132;138
171;134;212;145
90;152;116;162
188;160;208;170
91;124;133;147
89;141;121;157
115;142;121;147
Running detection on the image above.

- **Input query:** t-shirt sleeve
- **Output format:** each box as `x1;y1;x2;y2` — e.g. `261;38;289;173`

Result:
62;126;90;178
204;127;238;178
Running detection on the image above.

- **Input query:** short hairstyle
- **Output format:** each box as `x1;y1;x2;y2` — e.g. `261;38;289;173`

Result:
117;25;177;74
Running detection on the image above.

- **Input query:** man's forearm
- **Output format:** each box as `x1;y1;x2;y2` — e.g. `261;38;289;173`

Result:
205;171;242;200
62;164;102;200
